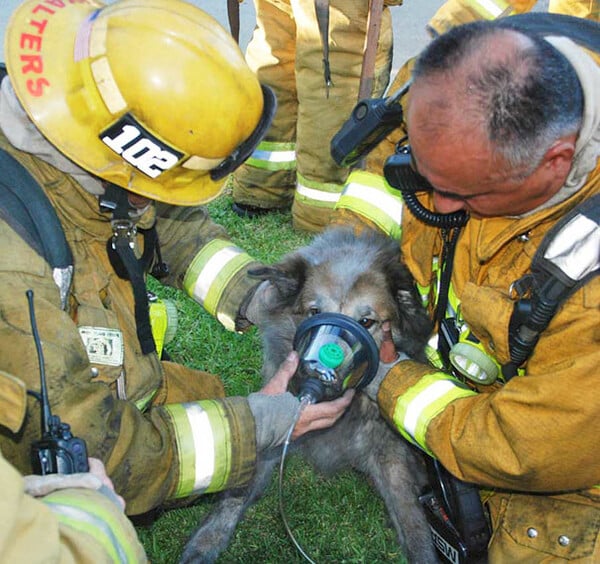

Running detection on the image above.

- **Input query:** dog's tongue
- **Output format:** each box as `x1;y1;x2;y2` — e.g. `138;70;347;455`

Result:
380;322;398;363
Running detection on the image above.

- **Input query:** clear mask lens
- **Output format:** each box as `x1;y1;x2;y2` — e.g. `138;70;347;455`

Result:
292;313;379;401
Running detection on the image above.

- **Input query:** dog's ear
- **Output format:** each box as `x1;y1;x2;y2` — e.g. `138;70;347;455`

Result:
248;255;309;304
383;258;433;358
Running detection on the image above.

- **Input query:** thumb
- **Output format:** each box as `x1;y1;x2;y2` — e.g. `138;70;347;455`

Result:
379;321;398;363
260;351;299;395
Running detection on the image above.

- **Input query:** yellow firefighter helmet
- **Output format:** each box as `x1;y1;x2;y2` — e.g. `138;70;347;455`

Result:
4;0;275;205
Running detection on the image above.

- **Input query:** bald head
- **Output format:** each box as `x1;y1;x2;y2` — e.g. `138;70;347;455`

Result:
409;21;583;173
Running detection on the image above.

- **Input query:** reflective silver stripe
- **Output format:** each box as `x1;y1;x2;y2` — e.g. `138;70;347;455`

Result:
544;214;600;281
343;182;403;223
190;247;240;305
394;373;476;451
184;240;254;329
403;379;457;438
464;0;510;18
45;502;128;562
296;183;341;203
251;147;296;163
163;401;233;497
186;403;217;490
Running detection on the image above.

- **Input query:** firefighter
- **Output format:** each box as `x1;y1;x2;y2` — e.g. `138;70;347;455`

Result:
1;370;147;562
356;19;599;561
0;0;352;517
333;0;598;234
229;0;399;232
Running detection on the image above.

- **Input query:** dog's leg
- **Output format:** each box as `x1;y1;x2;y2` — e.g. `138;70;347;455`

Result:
366;438;439;563
179;448;281;564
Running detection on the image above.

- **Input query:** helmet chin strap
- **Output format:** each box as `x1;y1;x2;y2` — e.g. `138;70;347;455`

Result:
99;183;157;355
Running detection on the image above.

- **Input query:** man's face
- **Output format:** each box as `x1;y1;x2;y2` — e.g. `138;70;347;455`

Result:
405;83;573;218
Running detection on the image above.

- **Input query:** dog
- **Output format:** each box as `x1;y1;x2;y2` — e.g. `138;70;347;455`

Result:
180;227;437;563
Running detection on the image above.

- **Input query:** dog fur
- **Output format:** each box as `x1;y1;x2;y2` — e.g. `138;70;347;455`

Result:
180;227;438;563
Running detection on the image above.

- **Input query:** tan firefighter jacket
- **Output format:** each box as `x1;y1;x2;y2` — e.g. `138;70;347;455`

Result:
0;126;262;516
332;4;598;238
332;35;600;563
0;370;147;562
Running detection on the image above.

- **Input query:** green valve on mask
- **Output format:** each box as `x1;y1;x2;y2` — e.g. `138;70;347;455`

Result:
318;342;344;369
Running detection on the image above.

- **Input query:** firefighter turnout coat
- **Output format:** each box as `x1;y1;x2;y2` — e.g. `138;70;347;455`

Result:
334;0;598;235
231;0;397;232
0;370;147;563
333;34;600;562
0;120;263;515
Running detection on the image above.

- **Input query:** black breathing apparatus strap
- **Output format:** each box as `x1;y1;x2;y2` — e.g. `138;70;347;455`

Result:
100;183;158;355
0;148;73;310
493;13;600;51
314;0;332;96
503;192;600;379
0;141;160;355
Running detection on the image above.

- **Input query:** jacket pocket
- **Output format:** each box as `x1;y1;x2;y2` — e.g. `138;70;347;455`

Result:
498;493;600;560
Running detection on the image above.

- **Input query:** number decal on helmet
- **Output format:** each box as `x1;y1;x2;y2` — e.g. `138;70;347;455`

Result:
101;114;183;178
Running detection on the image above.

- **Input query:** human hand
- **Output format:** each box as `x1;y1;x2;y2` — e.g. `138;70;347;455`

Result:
290;389;354;440
261;351;354;439
24;457;125;510
363;321;407;402
248;352;354;449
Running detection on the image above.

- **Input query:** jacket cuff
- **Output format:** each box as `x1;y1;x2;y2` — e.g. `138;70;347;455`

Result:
378;360;475;454
182;238;262;331
161;397;257;499
378;360;432;419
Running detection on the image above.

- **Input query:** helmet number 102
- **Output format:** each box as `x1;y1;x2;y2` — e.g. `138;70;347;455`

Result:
101;117;182;179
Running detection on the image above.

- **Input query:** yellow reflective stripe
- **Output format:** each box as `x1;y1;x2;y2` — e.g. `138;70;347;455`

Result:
336;171;403;239
447;281;460;317
44;493;137;563
416;282;431;308
149;300;167;358
295;172;343;208
246;140;296;171
183;239;254;318
425;342;444;369
162;400;233;498
463;0;512;18
393;372;476;454
134;388;158;412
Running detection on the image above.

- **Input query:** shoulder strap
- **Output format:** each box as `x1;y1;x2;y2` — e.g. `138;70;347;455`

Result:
0;147;73;309
315;0;332;96
494;13;600;52
358;0;385;101
227;0;240;44
503;192;600;379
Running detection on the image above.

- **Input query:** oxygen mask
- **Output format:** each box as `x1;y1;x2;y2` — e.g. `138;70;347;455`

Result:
291;313;379;403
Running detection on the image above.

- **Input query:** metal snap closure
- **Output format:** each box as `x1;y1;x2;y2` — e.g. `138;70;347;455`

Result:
527;527;538;538
90;367;99;377
558;535;570;547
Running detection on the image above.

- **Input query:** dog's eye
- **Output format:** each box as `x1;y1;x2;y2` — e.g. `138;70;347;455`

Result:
309;306;321;316
359;317;375;329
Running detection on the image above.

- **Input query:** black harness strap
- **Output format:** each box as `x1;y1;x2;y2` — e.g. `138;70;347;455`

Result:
315;0;333;96
495;13;600;51
101;184;157;355
0;149;73;270
0;148;73;310
503;192;600;379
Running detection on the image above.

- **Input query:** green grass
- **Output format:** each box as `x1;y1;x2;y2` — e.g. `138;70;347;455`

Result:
138;188;407;563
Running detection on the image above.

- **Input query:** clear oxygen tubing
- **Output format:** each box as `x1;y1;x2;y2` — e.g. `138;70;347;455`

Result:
278;394;318;564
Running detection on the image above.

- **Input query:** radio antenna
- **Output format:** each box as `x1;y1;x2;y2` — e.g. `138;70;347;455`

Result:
26;289;52;436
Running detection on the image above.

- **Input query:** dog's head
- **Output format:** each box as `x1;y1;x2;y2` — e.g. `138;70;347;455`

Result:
249;228;432;374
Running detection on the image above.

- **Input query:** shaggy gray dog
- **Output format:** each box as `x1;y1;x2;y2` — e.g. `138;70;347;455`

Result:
181;227;438;563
